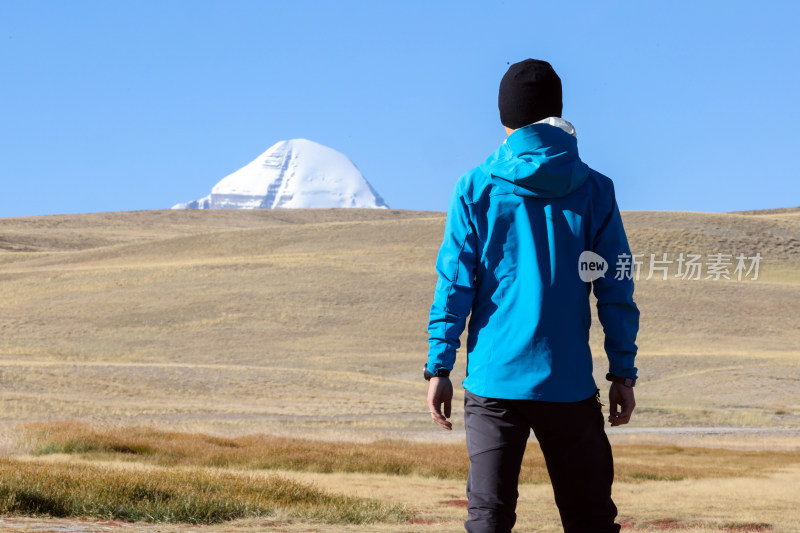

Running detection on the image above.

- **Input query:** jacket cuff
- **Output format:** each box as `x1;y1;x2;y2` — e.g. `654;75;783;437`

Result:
426;361;452;374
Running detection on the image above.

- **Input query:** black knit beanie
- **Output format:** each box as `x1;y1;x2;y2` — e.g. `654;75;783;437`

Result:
498;59;563;129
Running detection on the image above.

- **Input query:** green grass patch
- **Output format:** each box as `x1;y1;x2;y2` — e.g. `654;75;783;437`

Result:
0;458;411;525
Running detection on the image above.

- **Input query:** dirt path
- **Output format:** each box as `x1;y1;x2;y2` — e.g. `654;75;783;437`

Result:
0;518;172;532
606;426;800;451
610;426;800;437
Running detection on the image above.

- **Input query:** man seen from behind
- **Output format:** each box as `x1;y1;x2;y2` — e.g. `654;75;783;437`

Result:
425;59;640;533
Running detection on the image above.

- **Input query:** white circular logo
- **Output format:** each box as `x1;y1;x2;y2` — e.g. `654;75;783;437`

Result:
578;251;608;282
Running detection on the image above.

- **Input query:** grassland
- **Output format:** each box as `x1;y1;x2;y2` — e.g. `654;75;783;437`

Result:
3;421;800;531
0;208;797;443
0;207;798;530
0;456;410;525
22;421;800;483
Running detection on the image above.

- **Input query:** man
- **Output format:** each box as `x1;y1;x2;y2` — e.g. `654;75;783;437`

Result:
425;59;639;533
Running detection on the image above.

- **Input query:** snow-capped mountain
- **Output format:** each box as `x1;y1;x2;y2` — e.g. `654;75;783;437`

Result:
173;139;388;209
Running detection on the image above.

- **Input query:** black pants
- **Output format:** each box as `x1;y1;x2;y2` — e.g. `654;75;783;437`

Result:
464;390;620;533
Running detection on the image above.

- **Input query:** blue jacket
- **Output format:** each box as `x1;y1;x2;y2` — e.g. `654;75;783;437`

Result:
426;121;639;401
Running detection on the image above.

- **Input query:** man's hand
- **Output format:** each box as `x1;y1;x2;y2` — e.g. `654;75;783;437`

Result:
427;377;453;430
608;382;635;426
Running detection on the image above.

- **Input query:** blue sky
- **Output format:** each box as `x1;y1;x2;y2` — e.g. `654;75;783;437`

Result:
1;1;798;217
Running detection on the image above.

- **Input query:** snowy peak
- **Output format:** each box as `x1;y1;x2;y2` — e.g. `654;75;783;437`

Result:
173;139;388;210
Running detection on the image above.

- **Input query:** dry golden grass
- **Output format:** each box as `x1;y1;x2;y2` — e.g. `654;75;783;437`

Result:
0;457;411;525
3;421;799;531
0;207;798;529
18;421;800;486
4;457;800;532
0;208;798;443
234;465;800;532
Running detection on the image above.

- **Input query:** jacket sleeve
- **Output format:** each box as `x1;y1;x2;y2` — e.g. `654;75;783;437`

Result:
591;184;640;380
426;182;478;373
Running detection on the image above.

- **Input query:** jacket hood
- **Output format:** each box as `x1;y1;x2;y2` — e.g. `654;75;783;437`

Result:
481;119;590;198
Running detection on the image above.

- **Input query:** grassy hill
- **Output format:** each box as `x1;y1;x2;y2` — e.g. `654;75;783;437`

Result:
0;207;797;444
